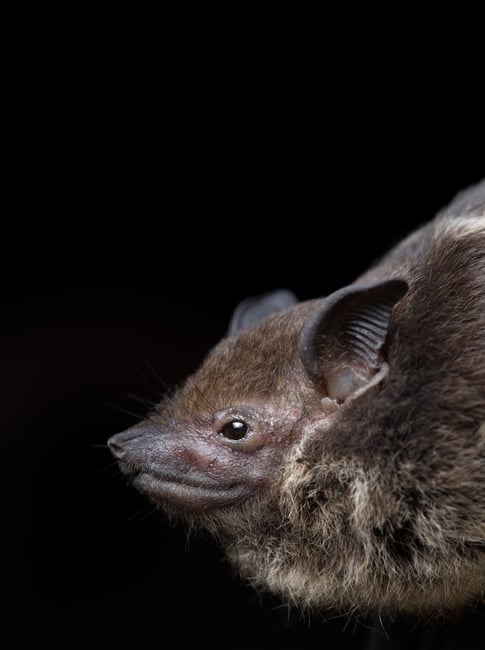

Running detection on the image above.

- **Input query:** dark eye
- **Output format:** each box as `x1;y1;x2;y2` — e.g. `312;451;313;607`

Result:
219;420;249;440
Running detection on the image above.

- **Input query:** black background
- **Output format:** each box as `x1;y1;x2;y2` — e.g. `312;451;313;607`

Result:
2;110;485;649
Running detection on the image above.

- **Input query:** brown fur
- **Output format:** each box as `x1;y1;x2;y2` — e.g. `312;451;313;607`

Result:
110;180;485;616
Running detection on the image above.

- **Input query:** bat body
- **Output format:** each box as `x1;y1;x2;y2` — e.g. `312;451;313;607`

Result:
109;180;485;616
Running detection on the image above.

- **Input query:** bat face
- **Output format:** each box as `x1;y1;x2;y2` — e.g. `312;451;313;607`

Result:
109;280;407;516
108;398;304;513
108;301;312;513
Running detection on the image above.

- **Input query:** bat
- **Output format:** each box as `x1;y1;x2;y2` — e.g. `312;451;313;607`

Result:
109;179;485;616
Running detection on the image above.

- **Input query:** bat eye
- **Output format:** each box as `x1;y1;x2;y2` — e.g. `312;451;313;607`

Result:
219;420;249;440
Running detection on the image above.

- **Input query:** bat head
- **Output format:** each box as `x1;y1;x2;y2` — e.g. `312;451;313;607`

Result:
108;280;407;515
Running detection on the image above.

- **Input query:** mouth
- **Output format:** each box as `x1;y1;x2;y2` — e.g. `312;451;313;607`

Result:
132;471;251;512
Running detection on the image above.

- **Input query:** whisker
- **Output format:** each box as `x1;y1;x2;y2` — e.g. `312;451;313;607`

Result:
127;504;158;522
136;367;162;398
141;357;172;393
100;401;145;421
189;382;216;419
127;392;159;409
107;468;125;480
91;461;125;479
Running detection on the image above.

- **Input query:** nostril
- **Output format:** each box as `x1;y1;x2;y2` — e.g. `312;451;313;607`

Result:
107;422;159;460
107;434;127;459
107;423;152;459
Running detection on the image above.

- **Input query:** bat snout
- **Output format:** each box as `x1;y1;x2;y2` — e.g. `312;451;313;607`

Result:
107;423;150;460
107;433;128;459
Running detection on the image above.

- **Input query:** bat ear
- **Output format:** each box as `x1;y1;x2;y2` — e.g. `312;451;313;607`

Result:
298;279;408;402
228;289;299;335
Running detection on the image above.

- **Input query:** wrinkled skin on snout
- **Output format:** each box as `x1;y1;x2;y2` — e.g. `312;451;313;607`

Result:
108;399;303;513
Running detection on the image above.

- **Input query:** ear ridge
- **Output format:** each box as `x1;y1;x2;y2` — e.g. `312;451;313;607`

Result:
299;279;408;400
339;284;408;369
